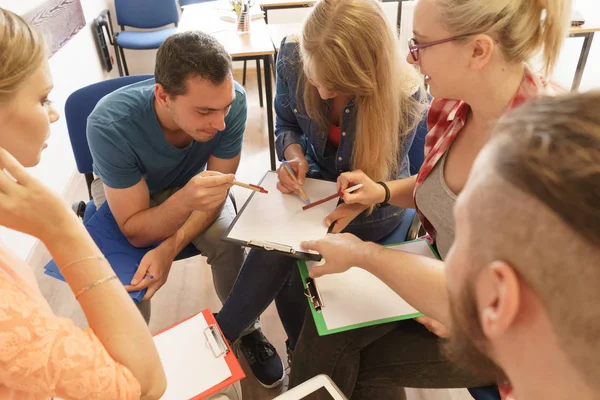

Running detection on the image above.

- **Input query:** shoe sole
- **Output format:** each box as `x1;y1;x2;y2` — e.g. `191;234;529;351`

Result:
256;359;286;389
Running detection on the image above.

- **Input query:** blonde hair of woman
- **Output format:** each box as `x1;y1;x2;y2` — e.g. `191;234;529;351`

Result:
0;8;166;399
436;0;570;76
300;0;426;182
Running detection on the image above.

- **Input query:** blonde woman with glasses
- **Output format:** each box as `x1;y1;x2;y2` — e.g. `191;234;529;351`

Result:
0;8;165;399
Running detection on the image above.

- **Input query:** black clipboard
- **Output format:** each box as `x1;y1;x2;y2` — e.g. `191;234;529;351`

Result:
222;171;338;261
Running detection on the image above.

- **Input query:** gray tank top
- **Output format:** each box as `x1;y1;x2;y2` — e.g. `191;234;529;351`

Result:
414;152;456;259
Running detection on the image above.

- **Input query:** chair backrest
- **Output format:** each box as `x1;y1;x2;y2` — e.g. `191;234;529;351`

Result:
65;75;153;175
114;0;179;29
408;109;428;176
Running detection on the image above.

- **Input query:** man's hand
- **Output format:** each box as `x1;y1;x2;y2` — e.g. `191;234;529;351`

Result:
325;203;368;233
179;171;234;212
301;233;372;278
125;244;176;301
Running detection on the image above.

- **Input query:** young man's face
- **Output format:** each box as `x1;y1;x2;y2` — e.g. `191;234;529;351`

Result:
168;74;236;142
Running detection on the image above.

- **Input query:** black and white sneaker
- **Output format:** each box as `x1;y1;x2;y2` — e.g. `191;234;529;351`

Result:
238;329;285;388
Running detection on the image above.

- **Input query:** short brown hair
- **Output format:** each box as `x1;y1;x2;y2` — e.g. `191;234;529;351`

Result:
492;90;600;247
0;8;46;101
466;91;600;388
155;31;232;96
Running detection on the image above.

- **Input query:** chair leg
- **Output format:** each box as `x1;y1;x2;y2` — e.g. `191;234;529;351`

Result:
114;44;125;77
256;59;263;108
119;46;130;76
242;60;247;85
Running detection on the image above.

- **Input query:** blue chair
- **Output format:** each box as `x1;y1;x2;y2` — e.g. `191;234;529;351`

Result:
113;0;179;76
379;112;428;245
44;75;209;301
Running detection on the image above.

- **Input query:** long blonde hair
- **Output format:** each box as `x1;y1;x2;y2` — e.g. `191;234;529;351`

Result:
300;0;425;182
436;0;571;76
0;8;46;101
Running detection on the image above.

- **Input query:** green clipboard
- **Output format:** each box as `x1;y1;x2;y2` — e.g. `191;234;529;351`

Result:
297;238;440;336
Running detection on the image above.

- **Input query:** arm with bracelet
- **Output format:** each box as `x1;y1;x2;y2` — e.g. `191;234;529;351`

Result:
0;149;166;400
339;172;418;209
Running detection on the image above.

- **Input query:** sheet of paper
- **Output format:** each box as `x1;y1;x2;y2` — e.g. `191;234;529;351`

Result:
153;313;232;399
227;171;339;253
310;240;437;330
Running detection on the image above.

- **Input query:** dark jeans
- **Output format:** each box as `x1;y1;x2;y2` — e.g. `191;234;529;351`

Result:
216;207;404;346
289;316;490;399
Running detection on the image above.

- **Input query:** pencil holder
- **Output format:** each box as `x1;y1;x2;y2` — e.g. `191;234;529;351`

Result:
236;10;250;33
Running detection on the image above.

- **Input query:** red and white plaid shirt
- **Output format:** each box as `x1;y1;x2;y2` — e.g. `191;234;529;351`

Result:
414;66;552;243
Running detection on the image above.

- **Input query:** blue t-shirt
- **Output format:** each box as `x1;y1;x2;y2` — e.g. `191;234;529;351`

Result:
87;78;247;194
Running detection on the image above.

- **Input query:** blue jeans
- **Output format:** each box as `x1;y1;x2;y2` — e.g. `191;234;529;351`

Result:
216;205;404;347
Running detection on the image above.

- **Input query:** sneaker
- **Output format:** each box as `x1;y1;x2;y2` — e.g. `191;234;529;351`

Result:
238;329;285;388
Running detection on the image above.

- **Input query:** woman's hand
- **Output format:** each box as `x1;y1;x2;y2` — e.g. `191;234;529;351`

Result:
277;145;309;194
325;203;368;233
0;148;76;242
337;169;386;206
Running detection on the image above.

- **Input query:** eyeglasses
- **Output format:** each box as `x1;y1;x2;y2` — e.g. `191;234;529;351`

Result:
408;34;473;62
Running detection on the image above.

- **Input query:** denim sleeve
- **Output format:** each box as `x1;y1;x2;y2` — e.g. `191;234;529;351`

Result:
274;41;305;160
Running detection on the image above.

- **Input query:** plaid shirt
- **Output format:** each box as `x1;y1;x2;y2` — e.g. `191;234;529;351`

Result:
414;66;552;243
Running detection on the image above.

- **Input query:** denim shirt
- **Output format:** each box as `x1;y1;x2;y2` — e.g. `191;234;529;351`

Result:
274;36;426;227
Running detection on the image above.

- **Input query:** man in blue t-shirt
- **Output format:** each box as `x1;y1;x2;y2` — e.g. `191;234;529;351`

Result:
87;31;284;386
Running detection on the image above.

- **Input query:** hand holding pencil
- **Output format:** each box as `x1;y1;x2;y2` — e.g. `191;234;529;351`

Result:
277;158;311;203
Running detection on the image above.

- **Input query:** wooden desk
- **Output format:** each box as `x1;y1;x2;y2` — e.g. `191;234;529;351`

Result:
568;23;599;91
258;0;315;23
179;4;277;170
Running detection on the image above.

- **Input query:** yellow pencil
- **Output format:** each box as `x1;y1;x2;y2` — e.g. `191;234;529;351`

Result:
281;160;311;204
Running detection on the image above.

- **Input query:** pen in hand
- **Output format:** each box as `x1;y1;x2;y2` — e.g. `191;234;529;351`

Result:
281;160;311;204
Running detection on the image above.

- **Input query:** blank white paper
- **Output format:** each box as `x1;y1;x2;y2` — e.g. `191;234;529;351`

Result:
227;171;339;253
153;313;232;400
310;240;438;331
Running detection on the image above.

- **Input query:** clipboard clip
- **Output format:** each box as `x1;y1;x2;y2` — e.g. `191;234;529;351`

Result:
248;240;297;255
204;324;229;358
304;277;324;312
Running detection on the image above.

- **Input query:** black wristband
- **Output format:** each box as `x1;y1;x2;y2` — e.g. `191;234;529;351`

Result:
376;181;390;205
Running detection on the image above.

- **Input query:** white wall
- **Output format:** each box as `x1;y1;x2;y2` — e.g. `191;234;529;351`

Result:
0;0;119;260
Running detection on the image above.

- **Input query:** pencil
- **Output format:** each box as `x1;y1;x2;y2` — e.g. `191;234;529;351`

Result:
301;184;363;211
281;160;311;204
232;180;268;194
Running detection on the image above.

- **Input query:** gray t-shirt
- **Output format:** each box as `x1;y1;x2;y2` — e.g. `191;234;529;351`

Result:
414;152;456;259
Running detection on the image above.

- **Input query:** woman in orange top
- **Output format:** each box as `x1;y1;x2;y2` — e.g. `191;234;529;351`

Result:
0;9;166;400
